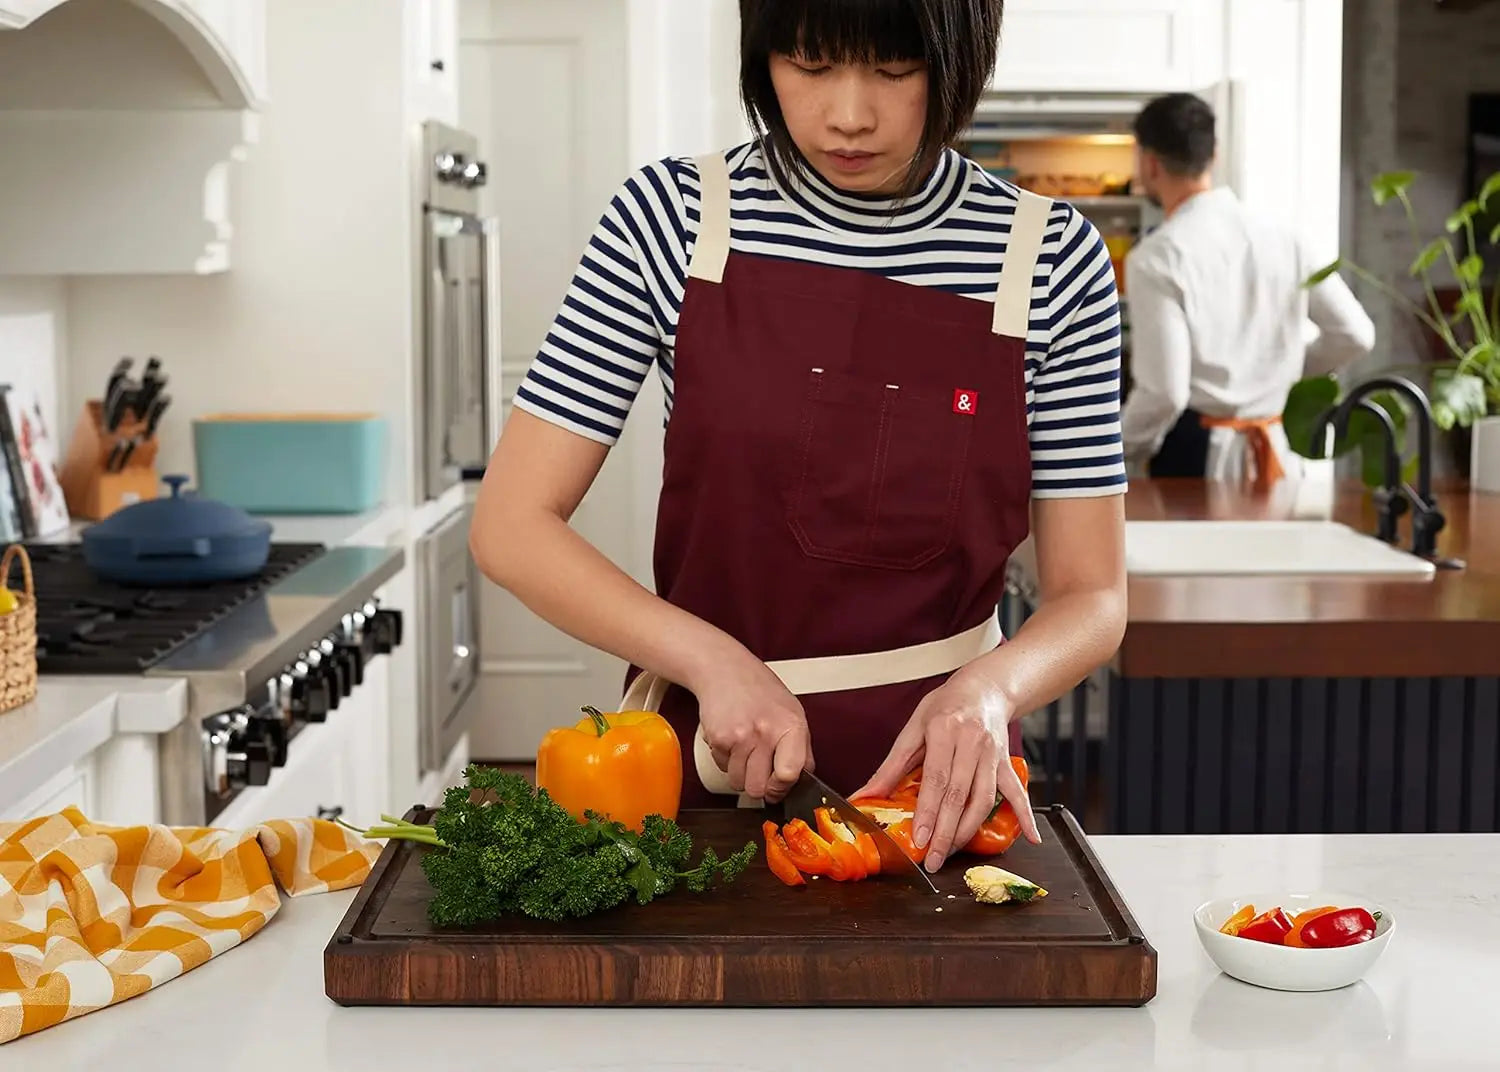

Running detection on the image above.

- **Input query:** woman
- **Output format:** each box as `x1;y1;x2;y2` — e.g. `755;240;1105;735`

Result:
471;0;1128;874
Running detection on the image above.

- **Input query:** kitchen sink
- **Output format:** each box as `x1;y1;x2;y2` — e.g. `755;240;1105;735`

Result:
1124;520;1437;578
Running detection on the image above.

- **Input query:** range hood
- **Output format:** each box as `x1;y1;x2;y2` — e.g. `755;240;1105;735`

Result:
0;0;266;276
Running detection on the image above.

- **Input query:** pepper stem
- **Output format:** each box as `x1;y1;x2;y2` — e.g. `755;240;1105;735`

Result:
581;705;611;738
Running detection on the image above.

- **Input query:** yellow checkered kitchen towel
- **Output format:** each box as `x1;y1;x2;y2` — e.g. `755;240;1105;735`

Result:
0;807;381;1044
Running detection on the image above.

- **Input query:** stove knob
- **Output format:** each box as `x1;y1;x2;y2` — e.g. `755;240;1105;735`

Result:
255;712;288;767
351;608;378;661
311;650;343;711
335;640;365;686
201;714;233;796
319;638;354;698
370;608;404;653
226;736;273;789
290;659;330;722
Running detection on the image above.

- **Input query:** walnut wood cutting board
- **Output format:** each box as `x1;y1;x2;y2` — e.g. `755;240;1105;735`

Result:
323;804;1156;1007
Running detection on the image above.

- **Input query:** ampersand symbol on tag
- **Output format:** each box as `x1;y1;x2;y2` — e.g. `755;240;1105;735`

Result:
953;389;979;415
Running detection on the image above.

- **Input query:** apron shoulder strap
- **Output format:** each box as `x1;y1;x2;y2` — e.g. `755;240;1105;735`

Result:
991;187;1054;338
687;151;732;284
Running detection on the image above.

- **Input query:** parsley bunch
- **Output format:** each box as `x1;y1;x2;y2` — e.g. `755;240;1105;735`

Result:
344;765;756;926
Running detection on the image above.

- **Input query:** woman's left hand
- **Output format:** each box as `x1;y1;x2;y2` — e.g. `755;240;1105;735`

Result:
853;666;1042;872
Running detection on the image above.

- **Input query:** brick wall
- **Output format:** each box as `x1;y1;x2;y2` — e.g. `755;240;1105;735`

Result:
1346;0;1500;373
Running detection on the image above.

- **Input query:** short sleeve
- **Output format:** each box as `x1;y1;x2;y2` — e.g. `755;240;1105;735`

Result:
1027;206;1128;498
510;160;691;446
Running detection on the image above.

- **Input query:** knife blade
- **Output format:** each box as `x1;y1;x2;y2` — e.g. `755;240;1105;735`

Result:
779;770;941;894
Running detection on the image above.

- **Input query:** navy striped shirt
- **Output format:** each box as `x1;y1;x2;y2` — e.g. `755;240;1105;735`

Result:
514;142;1127;498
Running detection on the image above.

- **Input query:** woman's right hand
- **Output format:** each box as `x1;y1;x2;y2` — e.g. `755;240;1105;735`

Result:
692;654;813;803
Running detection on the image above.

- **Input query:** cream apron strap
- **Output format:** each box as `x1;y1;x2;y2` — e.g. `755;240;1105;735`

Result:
687;152;732;284
991;188;1054;338
617;614;1006;807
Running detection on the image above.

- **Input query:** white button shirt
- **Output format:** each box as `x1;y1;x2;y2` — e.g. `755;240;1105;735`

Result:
1119;187;1377;478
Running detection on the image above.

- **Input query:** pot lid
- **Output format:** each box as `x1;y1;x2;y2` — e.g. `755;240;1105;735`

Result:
84;474;271;548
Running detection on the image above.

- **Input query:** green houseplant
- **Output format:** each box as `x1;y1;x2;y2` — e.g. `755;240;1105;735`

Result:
1284;169;1500;487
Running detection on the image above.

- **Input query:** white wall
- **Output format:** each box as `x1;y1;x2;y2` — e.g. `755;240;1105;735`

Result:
62;0;416;503
0;278;67;443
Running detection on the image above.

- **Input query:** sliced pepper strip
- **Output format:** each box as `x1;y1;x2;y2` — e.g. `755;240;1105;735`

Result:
1219;904;1255;936
1238;907;1293;945
762;821;806;887
854;831;882;875
781;819;835;877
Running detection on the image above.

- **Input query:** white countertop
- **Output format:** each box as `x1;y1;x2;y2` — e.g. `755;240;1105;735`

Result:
0;677;186;812
4;831;1494;1070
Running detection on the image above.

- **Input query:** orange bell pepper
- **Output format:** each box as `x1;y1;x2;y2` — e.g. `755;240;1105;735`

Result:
763;821;806;887
535;705;682;833
853;755;1032;859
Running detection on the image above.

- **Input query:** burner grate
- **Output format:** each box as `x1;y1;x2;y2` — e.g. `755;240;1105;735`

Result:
10;542;327;674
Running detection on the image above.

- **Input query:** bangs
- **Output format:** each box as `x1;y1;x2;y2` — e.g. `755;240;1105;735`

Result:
739;0;1005;201
745;0;929;66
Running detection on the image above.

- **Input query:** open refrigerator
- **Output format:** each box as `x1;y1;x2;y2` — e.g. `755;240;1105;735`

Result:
957;81;1249;391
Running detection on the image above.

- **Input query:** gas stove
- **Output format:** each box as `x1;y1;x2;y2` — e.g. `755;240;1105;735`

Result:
15;539;407;827
14;542;327;675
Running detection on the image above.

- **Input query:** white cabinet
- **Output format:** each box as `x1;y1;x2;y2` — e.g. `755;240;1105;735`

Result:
991;0;1222;93
0;0;267;275
0;0;58;29
0;760;97;823
406;0;458;123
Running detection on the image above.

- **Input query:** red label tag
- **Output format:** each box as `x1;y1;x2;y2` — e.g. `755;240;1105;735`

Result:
953;389;979;415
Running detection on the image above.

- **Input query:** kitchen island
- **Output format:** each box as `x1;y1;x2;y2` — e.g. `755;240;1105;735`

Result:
1007;478;1500;836
2;830;1494;1070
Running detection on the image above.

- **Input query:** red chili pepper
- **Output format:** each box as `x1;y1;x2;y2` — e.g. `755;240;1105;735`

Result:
1300;907;1378;948
1238;907;1294;945
762;821;806;887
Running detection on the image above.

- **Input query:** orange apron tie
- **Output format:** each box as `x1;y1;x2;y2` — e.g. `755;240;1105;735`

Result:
1199;414;1287;490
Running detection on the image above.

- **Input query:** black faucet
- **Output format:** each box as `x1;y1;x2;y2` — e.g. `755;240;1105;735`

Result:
1308;374;1447;560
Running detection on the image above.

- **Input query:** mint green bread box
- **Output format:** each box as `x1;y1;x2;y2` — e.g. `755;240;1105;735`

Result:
192;413;387;515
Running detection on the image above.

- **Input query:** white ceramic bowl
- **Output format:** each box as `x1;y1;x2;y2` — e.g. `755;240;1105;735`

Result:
1193;891;1394;992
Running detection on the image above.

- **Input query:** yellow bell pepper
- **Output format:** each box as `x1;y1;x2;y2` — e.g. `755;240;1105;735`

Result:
535;705;682;833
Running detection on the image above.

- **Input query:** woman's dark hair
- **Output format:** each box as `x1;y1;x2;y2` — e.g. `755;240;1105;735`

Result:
739;0;1005;199
1133;93;1217;176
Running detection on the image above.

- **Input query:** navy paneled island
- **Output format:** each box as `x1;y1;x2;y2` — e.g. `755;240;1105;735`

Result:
1006;478;1500;836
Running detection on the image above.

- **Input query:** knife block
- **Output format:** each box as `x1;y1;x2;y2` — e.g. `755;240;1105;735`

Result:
58;399;161;521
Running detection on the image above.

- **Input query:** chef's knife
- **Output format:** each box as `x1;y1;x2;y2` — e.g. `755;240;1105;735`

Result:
143;393;169;439
780;770;941;894
134;358;163;419
103;357;133;431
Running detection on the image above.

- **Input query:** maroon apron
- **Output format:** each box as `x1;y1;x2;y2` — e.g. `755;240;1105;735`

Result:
629;152;1051;807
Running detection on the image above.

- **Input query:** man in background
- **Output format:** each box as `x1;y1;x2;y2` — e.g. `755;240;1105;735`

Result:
1120;93;1376;486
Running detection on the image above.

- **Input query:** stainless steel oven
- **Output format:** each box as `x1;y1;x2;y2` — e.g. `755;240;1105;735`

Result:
416;501;480;775
419;120;495;502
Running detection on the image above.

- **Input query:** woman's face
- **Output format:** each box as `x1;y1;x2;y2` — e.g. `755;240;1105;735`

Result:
768;51;929;196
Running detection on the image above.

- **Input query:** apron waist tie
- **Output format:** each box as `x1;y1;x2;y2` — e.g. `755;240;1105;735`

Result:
1199;413;1287;490
619;614;1005;807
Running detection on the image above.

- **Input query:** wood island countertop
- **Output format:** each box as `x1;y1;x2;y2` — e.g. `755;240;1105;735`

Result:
1011;479;1500;679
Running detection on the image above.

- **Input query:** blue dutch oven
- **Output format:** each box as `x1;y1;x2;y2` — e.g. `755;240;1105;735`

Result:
81;474;273;586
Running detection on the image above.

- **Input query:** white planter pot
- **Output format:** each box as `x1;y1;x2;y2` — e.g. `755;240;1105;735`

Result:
1471;415;1500;494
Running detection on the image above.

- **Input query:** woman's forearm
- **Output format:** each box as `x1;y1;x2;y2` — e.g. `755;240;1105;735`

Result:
967;587;1126;720
471;504;747;697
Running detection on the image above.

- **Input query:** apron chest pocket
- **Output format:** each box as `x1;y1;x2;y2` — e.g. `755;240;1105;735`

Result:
787;367;974;571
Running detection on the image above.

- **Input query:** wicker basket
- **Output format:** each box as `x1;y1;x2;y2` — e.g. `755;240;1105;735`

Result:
0;544;37;715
